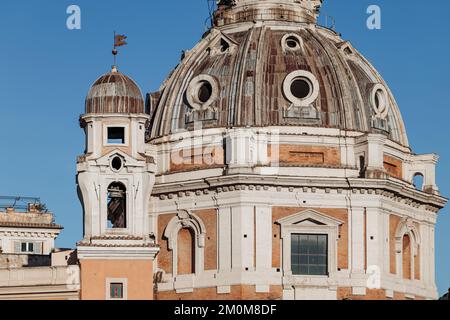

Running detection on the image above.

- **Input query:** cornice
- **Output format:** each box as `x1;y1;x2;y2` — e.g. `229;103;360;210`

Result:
152;174;447;212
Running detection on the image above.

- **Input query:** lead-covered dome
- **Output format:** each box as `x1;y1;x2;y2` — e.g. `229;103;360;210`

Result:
149;0;408;147
86;66;144;114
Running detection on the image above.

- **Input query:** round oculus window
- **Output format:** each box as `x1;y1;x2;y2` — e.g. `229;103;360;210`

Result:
283;70;320;107
111;156;123;172
186;75;219;111
370;84;389;118
282;34;303;52
374;89;387;113
290;78;312;99
197;81;213;104
286;36;300;49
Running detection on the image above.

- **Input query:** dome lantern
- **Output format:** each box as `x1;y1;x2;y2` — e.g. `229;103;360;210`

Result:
214;0;323;26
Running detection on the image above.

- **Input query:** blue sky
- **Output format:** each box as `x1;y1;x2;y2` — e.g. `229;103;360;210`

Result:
0;0;448;295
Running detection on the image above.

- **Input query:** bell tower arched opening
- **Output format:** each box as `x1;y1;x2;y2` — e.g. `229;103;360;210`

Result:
107;182;127;229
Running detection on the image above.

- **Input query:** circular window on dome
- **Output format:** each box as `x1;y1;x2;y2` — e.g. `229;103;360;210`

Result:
111;156;123;172
282;34;303;52
283;70;320;107
186;74;219;111
370;84;389;118
290;78;312;99
198;81;213;103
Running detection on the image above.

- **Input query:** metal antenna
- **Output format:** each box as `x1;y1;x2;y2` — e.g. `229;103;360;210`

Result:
205;0;216;29
112;31;118;66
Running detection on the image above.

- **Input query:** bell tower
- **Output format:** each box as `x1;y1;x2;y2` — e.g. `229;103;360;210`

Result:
76;66;159;300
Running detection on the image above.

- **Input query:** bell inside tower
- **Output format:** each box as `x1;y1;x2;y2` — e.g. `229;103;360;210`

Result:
107;182;127;229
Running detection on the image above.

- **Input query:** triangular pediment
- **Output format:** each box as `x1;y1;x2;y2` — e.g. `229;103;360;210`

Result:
336;41;355;56
207;29;238;56
276;209;344;227
294;218;326;226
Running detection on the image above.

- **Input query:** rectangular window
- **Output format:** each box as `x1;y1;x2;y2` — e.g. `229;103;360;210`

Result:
291;234;328;276
110;283;124;299
20;242;34;253
107;127;125;144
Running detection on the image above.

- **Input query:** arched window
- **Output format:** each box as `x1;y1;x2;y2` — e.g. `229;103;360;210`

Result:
163;210;207;277
413;173;424;191
177;228;196;275
395;218;421;280
107;182;127;229
402;234;412;280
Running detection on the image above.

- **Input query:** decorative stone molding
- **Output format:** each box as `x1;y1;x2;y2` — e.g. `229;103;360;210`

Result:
277;209;343;282
153;179;445;212
163;210;207;278
281;33;304;52
283;70;320;108
394;217;421;279
370;83;390;119
186;74;219;112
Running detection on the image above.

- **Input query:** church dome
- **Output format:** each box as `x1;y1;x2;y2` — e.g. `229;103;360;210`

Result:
86;66;144;114
149;0;409;147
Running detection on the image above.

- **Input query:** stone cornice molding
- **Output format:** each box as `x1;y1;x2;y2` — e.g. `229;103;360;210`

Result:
152;175;447;211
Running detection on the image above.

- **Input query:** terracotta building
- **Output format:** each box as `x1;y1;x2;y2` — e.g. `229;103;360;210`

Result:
75;0;447;300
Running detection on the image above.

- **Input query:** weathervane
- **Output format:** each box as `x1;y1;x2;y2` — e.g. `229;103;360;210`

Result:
112;31;128;67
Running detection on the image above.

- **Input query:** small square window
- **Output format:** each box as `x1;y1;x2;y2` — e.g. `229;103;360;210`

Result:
110;283;124;299
107;127;125;144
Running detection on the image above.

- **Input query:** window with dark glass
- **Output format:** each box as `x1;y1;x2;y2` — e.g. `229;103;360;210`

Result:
107;127;125;144
291;234;328;276
110;283;124;299
21;242;34;253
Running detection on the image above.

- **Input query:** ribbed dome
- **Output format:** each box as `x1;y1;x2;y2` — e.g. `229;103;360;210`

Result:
149;5;408;147
86;67;144;114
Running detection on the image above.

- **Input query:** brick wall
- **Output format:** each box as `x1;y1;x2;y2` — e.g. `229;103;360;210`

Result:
156;285;283;300
389;214;401;274
196;209;218;271
384;155;403;180
177;228;195;275
157;209;218;274
268;145;341;166
170;147;224;172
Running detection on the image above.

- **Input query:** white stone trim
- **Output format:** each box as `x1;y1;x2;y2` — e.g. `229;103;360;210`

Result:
106;278;128;300
282;70;320;107
277;209;343;279
77;246;159;260
186;74;219;111
281;33;303;52
394;217;421;279
370;83;389;119
103;124;129;147
163;210;207;277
